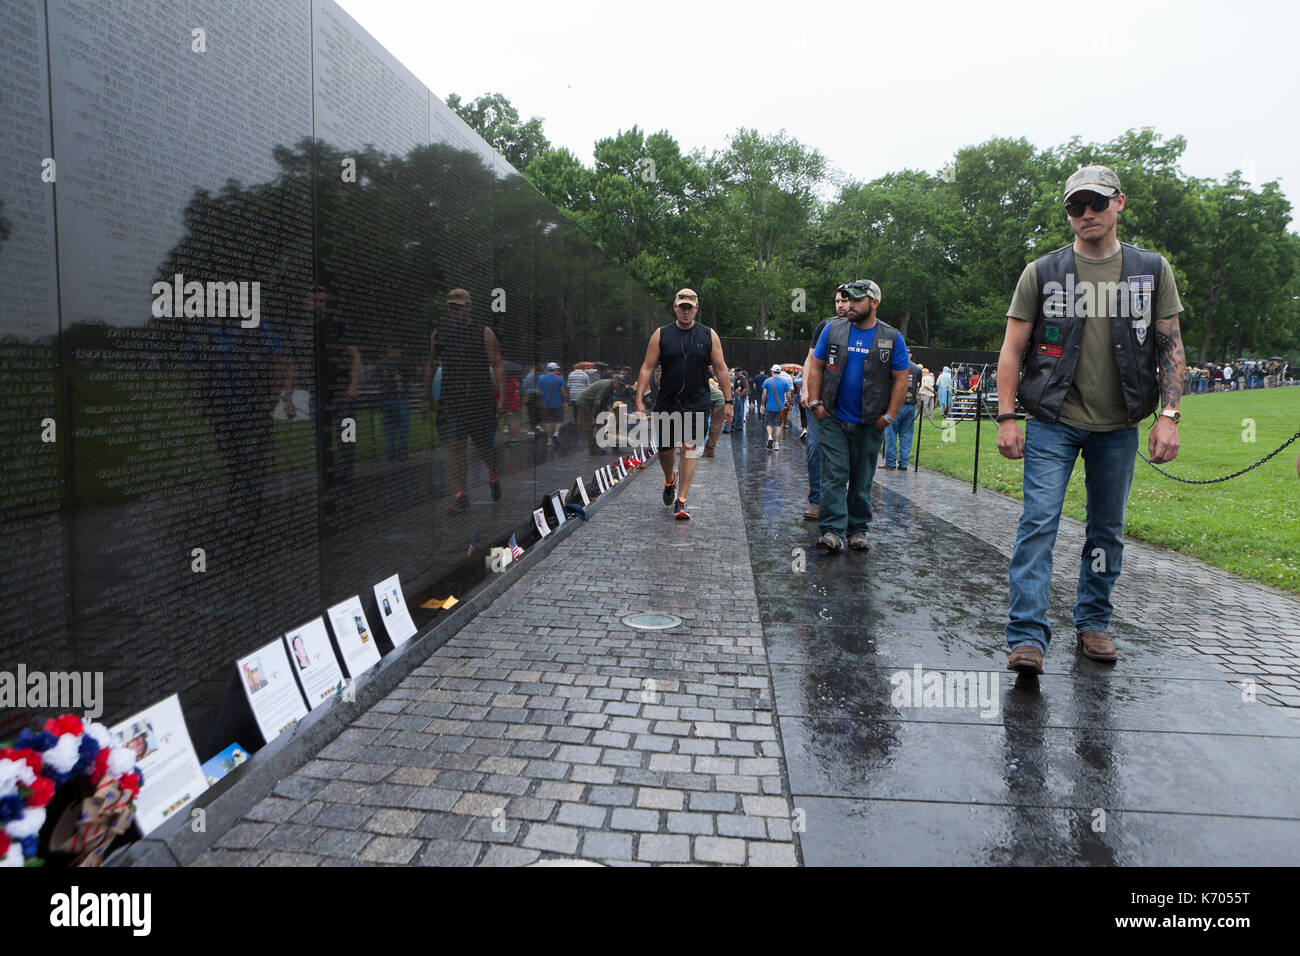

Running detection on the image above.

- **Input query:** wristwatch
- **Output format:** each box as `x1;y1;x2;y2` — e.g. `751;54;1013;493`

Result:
1160;408;1181;425
808;400;824;409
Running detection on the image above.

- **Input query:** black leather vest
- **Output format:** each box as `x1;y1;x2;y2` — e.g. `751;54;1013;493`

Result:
1019;242;1162;423
819;318;899;422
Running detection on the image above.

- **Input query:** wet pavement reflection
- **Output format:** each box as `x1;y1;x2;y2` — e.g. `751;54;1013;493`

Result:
730;421;1300;865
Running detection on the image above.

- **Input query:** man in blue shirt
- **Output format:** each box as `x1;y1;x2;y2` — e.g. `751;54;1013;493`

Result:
804;280;909;552
536;362;568;445
762;364;792;450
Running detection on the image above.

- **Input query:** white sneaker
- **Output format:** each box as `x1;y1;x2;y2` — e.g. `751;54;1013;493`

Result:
774;441;781;451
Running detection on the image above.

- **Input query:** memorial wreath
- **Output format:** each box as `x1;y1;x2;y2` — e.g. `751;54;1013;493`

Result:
0;714;144;867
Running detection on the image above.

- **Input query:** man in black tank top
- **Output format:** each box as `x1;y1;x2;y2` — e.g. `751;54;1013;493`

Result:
635;289;733;520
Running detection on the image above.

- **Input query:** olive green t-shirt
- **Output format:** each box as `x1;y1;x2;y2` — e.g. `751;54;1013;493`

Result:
1007;249;1181;430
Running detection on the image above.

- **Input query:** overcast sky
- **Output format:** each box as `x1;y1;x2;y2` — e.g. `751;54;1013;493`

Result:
338;0;1299;216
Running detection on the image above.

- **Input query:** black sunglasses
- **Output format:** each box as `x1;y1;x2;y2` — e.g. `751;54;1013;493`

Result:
1065;194;1113;217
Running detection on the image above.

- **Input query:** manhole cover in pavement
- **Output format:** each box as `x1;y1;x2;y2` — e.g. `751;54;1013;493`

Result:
621;613;682;630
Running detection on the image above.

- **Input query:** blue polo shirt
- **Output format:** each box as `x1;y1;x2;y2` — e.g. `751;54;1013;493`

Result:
814;322;909;424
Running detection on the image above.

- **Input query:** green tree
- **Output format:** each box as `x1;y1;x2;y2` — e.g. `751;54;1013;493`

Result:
445;91;551;172
716;129;827;338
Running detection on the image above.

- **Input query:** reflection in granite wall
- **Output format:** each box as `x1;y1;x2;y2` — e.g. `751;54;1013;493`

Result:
0;0;69;729
0;0;665;753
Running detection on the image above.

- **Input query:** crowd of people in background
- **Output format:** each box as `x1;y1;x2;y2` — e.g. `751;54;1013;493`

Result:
1183;358;1292;394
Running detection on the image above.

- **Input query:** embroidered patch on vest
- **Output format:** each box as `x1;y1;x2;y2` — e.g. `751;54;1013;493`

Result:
879;347;891;365
1037;343;1064;358
1044;324;1061;342
1128;274;1155;345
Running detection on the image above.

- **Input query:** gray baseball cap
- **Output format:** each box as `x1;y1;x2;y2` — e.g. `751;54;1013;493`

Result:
1064;165;1122;200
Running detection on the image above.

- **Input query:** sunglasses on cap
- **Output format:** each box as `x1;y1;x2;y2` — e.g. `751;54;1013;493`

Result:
1064;194;1114;217
837;282;872;301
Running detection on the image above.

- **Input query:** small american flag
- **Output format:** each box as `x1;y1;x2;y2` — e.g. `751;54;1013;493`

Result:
508;535;524;561
467;532;480;557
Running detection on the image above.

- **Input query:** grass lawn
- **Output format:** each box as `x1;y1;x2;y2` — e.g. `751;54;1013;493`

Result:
914;387;1300;594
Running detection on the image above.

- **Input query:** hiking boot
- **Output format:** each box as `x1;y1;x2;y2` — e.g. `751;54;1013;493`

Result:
1007;643;1044;675
802;504;819;521
847;533;870;551
1077;630;1118;662
673;498;690;520
816;532;845;552
663;474;678;506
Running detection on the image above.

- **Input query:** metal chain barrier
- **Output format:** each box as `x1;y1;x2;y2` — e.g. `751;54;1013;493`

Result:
1137;428;1300;484
922;396;1298;485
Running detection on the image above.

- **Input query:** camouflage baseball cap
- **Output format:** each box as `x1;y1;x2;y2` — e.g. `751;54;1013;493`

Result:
840;279;882;302
1064;165;1121;200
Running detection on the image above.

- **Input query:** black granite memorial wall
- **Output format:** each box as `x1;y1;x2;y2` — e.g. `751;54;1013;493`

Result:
0;0;666;754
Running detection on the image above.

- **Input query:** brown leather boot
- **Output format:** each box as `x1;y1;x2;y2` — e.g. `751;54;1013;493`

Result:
1077;630;1117;662
1007;643;1043;675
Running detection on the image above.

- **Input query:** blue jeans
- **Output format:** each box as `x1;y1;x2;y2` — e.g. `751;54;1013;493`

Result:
817;416;883;538
884;403;916;466
805;411;820;505
1006;420;1138;652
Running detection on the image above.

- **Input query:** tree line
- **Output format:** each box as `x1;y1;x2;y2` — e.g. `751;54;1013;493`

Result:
447;92;1300;362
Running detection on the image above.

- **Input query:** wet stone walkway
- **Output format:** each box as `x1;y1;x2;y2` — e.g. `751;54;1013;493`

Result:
734;416;1300;865
191;413;1300;866
194;441;799;866
878;464;1300;715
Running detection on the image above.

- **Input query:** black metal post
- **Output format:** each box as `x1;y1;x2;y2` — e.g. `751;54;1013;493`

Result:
972;379;981;494
912;400;923;472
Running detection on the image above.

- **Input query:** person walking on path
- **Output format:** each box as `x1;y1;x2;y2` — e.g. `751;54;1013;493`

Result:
703;378;727;457
798;285;852;519
751;367;769;421
635;288;732;520
804;279;909;552
761;364;792;451
996;165;1186;676
883;361;922;469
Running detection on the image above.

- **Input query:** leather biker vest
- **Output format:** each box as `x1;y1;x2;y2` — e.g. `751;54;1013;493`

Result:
1019;242;1162;423
819;318;899;423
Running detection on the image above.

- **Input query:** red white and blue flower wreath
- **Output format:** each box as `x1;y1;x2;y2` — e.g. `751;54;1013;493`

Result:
0;715;144;867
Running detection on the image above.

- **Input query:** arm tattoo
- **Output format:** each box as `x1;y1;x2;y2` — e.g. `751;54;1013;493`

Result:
1153;317;1186;410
